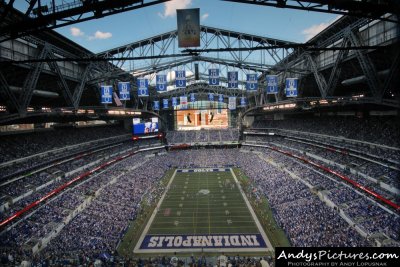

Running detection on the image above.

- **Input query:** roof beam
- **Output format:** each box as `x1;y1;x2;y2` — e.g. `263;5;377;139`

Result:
222;0;398;22
0;69;20;112
348;30;381;99
46;50;74;107
0;0;170;42
18;44;49;115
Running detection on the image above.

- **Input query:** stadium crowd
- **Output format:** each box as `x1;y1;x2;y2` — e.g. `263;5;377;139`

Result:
243;146;399;243
0;142;140;222
251;116;400;149
0;119;398;266
167;129;239;144
0;125;130;164
244;134;399;202
0;126;132;181
1;147;399;265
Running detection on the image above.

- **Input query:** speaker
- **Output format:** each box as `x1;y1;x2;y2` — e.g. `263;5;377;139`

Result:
195;63;199;80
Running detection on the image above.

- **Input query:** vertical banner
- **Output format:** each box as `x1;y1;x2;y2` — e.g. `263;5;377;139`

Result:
172;97;178;107
208;93;214;102
156;74;167;92
137;78;149;97
175;70;186;88
163;99;169;109
266;75;279;94
227;71;238;89
101;85;113;104
180;96;188;109
240;97;247;107
118;82;130;100
285;78;298;97
228;96;236;110
177;8;200;47
154;100;160;111
190;93;196;103
246;74;258;91
209;69;219;86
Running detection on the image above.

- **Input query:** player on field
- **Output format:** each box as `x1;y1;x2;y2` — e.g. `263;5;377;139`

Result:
170;252;179;267
218;252;228;267
260;257;269;267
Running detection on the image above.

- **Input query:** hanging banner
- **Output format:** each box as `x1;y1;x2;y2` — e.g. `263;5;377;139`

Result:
227;71;238;89
246;74;258;91
154;101;160;111
218;94;224;103
209;69;219;86
266;75;278;94
101;85;113;104
156;74;167;92
180;96;188;109
163;99;169;109
285;78;298;97
118;82;130;100
137;78;149;97
240;97;247;107
172;97;178;107
208;93;214;102
190;93;196;103
177;8;200;47
175;70;186;88
228;97;236;110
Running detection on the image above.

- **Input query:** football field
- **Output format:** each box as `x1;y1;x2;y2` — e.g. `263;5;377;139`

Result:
134;168;271;253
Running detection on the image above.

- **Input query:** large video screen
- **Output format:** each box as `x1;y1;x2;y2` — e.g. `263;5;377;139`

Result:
132;117;159;135
176;109;228;130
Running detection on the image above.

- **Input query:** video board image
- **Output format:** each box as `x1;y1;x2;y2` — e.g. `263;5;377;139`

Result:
132;117;159;135
176;109;228;130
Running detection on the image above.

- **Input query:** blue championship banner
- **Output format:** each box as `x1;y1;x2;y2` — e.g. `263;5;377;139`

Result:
190;93;196;103
175;70;186;88
163;99;169;109
275;247;399;267
140;234;267;249
228;96;236;110
118;82;130;100
209;69;219;86
156;74;167;92
218;94;224;103
180;96;188;109
227;71;238;89
172;97;178;107
240;97;247;107
266;75;278;94
285;78;298;97
177;8;200;47
137;78;149;97
101;85;113;104
153;100;160;111
246;74;258;91
208;93;214;102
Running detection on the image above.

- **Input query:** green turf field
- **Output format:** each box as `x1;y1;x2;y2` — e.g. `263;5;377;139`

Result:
149;170;259;235
134;168;271;253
